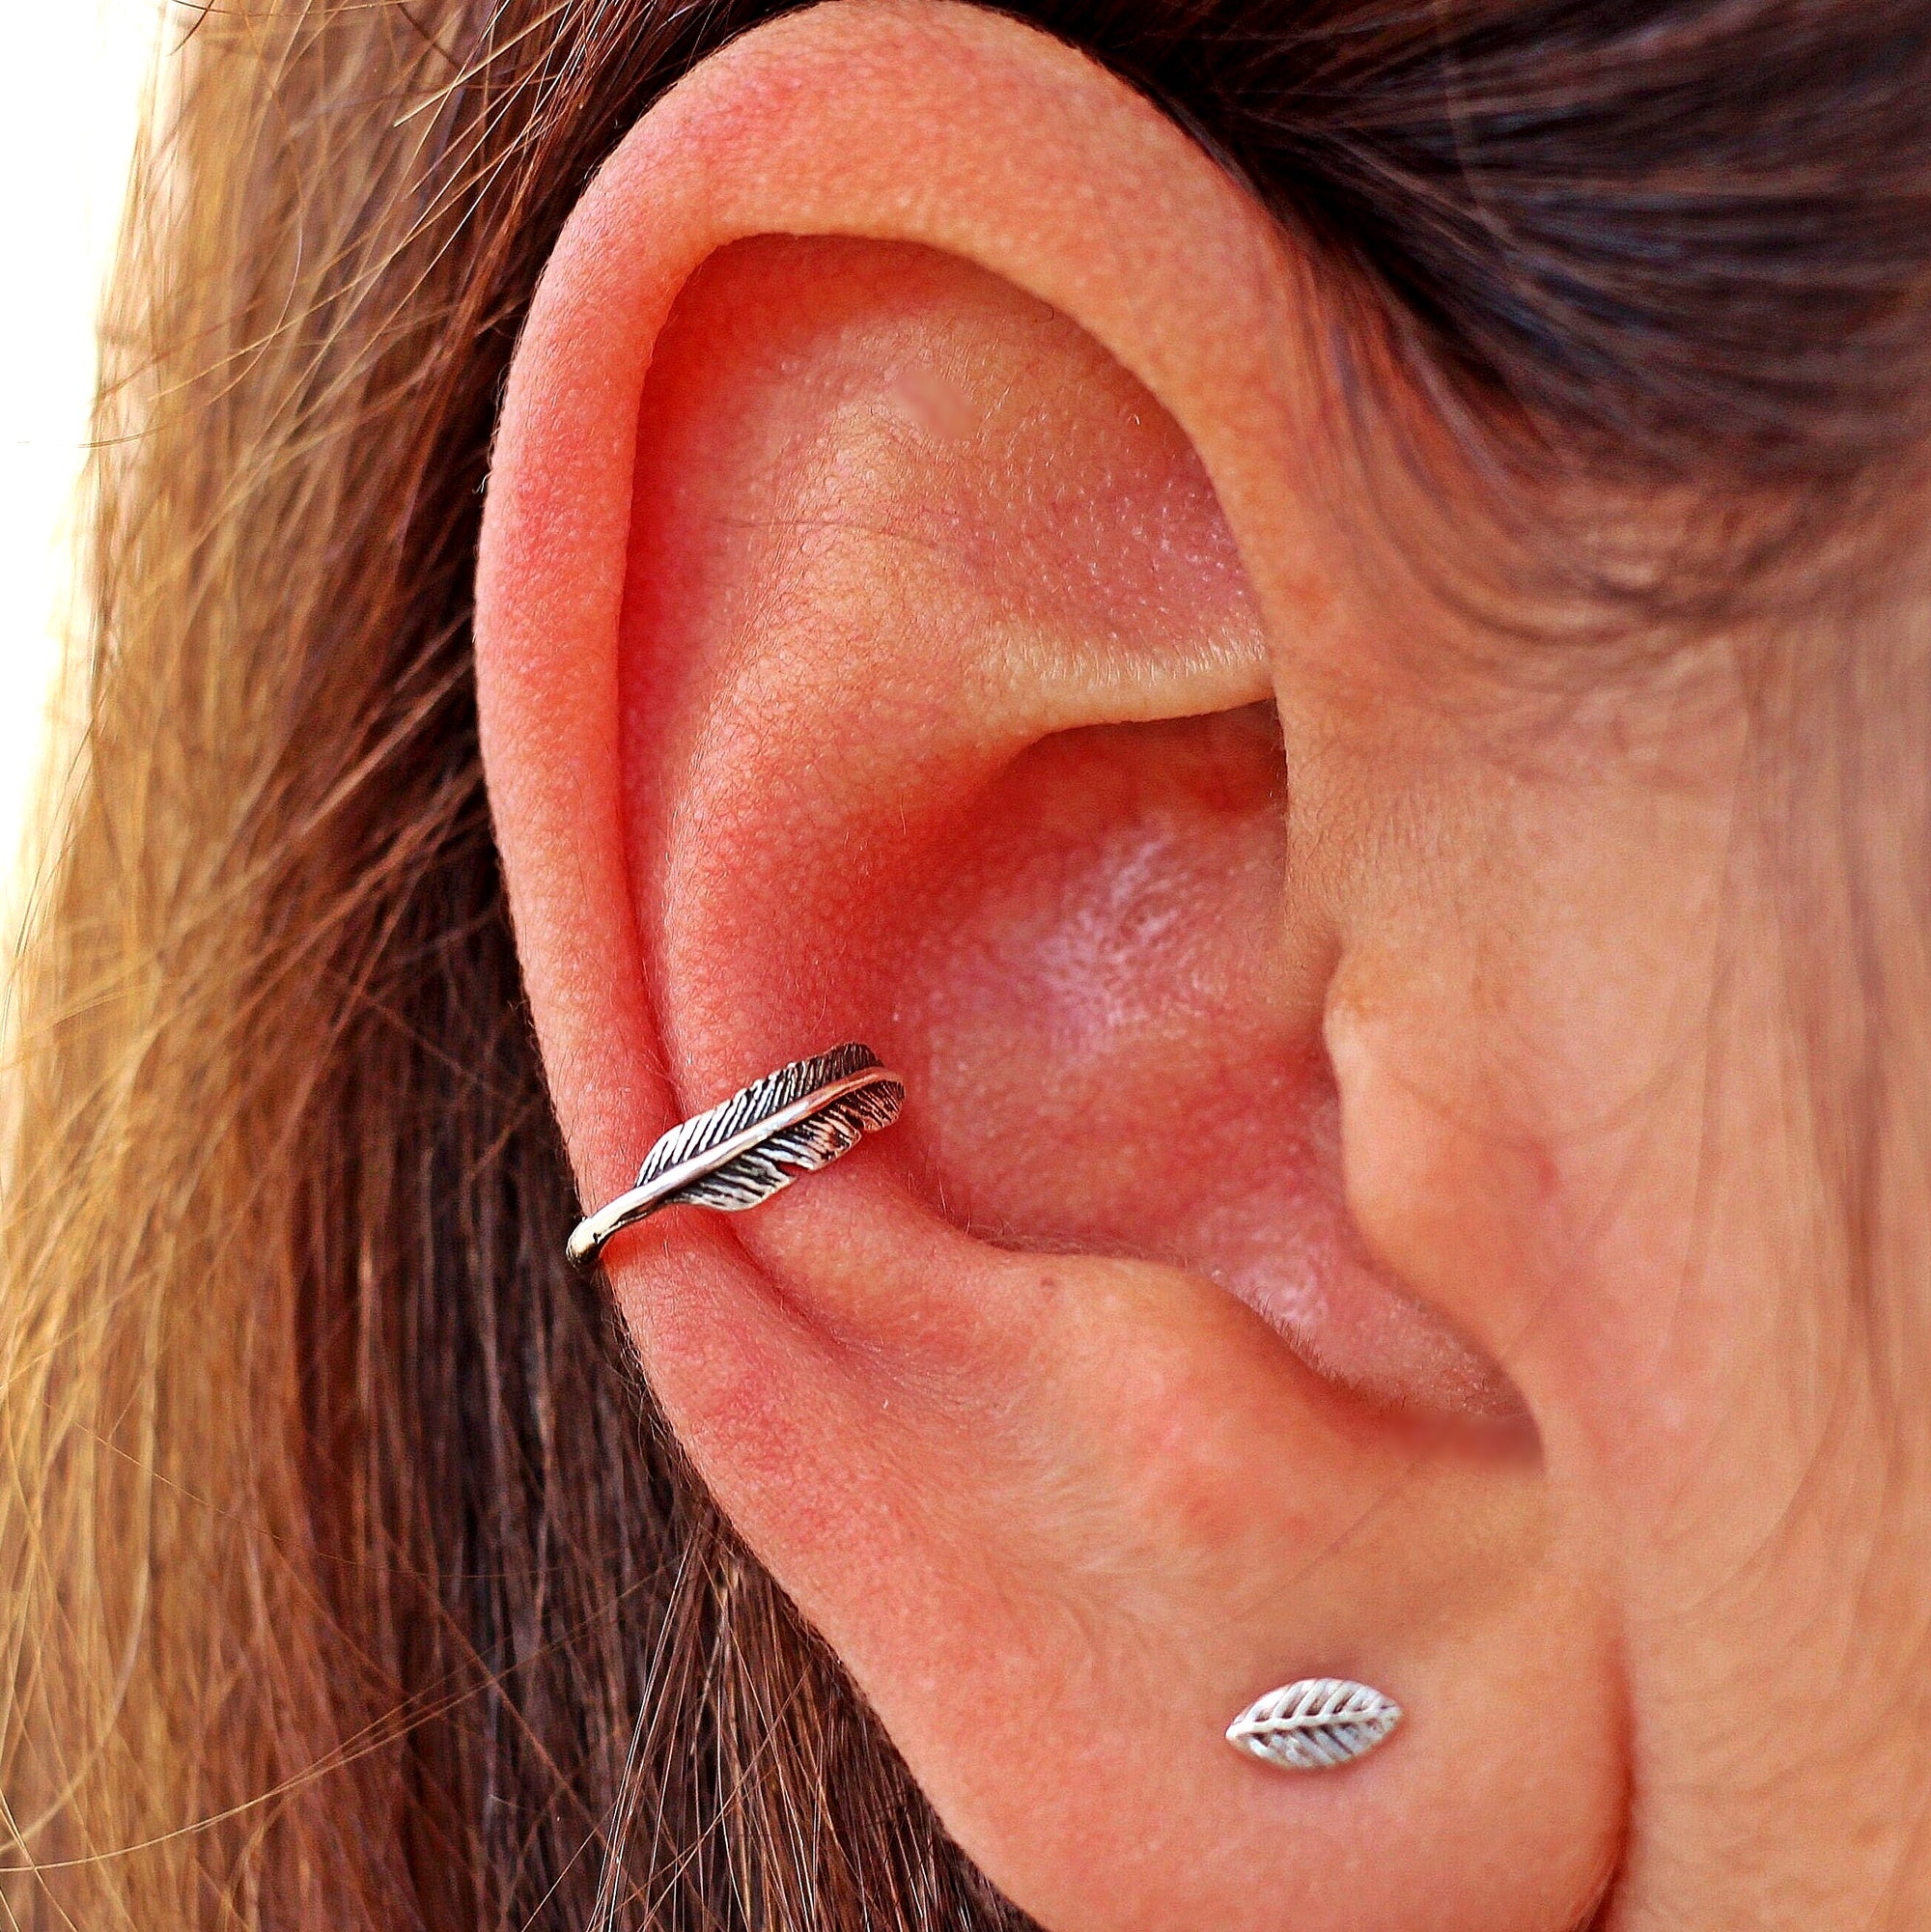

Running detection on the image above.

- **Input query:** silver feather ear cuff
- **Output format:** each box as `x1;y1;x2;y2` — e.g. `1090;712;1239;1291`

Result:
1226;1678;1403;1771
566;1044;905;1269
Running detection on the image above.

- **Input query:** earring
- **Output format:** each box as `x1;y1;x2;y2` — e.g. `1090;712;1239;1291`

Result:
567;1043;904;1268
1226;1678;1403;1771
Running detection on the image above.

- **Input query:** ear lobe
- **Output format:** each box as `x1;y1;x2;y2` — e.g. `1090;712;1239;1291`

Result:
477;8;1625;1929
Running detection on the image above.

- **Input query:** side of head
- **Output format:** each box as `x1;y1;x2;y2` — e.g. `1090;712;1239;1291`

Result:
4;3;1927;1929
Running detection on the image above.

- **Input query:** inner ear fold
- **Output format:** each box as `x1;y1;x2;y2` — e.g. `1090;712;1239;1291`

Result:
622;232;1275;1040
624;235;1520;1424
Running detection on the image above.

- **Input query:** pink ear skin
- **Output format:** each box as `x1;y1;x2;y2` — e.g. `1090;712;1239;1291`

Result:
477;8;1626;1928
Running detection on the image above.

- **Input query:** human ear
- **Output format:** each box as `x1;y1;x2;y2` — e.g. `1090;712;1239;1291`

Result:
475;6;1624;1928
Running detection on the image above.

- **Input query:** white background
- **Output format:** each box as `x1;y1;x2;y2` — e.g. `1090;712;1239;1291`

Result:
0;2;159;965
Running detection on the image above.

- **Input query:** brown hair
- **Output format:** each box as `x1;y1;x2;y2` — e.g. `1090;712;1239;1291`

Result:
4;2;1926;1926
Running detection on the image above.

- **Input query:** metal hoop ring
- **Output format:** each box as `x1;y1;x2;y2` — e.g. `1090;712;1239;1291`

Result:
566;1044;904;1269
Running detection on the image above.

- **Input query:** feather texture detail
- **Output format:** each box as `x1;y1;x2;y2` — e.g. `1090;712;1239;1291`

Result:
1225;1679;1403;1771
632;1043;903;1212
566;1045;905;1268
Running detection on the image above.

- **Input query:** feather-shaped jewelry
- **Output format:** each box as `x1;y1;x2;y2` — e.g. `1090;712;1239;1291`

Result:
566;1044;905;1269
1225;1678;1403;1771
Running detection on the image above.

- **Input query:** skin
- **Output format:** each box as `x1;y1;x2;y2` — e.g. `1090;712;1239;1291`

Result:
474;4;1931;1926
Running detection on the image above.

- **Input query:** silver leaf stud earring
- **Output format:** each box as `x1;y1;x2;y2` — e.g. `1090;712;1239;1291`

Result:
1226;1678;1403;1771
567;1043;904;1269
